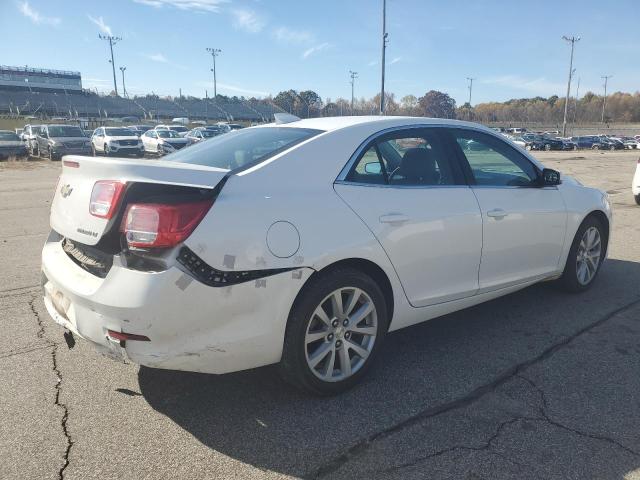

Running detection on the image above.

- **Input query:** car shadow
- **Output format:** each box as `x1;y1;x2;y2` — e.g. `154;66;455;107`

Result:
138;258;640;478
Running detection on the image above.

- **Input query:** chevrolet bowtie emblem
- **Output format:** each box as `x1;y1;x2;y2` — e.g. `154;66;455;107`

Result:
60;184;73;198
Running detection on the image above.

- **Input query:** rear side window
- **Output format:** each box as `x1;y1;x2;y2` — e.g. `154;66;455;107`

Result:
346;128;462;186
167;127;323;171
450;129;539;187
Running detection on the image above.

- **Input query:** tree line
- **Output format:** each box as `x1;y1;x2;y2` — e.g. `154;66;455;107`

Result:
268;89;640;124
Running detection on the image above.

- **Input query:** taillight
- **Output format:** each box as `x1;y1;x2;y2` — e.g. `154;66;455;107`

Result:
120;200;213;248
90;181;125;219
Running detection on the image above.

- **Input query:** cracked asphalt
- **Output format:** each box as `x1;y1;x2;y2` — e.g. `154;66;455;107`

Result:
1;150;640;480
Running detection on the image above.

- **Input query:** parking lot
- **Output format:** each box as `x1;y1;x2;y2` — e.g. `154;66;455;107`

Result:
2;149;640;479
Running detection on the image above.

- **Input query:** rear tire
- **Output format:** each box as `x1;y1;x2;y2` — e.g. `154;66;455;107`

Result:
545;144;551;151
280;267;388;396
558;216;607;293
635;194;640;206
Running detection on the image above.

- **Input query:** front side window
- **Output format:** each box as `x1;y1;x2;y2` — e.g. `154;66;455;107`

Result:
167;127;322;171
451;129;539;187
346;128;459;186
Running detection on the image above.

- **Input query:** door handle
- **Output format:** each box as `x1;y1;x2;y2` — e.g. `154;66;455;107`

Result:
487;208;508;219
379;213;410;224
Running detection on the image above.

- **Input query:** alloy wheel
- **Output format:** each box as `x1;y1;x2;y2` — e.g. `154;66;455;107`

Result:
304;287;377;382
576;226;602;286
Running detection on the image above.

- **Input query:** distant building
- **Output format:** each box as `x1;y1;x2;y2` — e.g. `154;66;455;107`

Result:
0;66;82;92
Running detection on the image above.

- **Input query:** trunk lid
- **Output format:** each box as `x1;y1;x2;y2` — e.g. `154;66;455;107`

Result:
50;155;228;245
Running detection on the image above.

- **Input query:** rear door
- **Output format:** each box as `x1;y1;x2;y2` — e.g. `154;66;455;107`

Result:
447;128;567;292
335;127;483;307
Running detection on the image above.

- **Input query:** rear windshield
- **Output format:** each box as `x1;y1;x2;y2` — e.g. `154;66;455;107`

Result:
167;127;322;171
47;126;83;137
105;128;135;136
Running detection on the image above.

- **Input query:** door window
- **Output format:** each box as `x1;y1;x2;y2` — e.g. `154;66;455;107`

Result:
451;130;539;187
347;129;460;186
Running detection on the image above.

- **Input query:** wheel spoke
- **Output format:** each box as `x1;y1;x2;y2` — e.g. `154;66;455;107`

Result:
308;342;332;368
313;305;332;327
577;261;588;284
343;288;362;317
306;330;328;344
345;339;370;359
330;291;344;317
323;347;336;378
338;346;352;376
349;301;373;326
349;324;377;336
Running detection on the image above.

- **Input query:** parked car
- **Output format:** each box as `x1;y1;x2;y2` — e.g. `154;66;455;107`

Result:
570;136;602;149
621;137;639;149
155;124;190;136
522;134;563;151
560;138;578;151
597;136;624;150
21;124;42;155
141;129;189;155
510;136;544;151
0;130;28;159
185;128;219;145
41;116;611;395
91;127;145;157
35;124;91;160
633;158;640;205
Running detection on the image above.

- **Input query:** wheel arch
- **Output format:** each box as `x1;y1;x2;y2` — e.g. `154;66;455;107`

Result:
293;258;395;330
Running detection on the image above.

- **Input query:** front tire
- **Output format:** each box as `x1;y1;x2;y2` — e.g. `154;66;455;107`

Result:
634;194;640;206
280;267;388;395
558;216;607;292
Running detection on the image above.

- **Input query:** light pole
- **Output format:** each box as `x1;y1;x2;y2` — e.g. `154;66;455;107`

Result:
466;77;475;120
99;34;122;96
119;66;127;98
206;48;222;99
379;0;388;115
349;70;358;114
561;35;579;137
601;75;612;123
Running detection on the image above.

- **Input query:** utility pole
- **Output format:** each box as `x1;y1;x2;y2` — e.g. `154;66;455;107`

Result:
601;75;612;123
573;76;580;124
466;77;475;106
379;0;388;115
99;34;122;96
349;70;358;114
119;66;127;98
561;35;579;137
206;48;222;99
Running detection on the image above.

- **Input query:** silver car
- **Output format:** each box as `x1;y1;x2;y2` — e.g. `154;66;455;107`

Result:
35;125;92;160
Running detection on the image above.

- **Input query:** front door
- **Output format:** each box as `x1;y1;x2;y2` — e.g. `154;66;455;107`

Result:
448;128;567;292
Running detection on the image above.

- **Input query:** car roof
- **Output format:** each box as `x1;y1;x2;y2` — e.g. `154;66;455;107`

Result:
274;115;488;132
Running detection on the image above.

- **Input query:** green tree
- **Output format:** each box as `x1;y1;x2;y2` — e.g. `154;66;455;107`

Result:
418;90;457;118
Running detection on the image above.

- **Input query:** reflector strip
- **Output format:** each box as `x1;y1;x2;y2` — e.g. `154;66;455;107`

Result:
107;330;150;342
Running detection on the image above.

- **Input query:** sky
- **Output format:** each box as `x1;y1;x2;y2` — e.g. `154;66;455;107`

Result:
1;0;638;105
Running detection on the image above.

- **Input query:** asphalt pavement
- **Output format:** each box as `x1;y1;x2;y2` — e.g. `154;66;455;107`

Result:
1;150;640;480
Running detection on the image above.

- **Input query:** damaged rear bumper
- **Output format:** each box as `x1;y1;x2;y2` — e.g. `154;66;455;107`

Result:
41;236;313;374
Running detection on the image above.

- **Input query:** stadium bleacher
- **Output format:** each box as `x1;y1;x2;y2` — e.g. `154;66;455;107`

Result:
0;88;285;122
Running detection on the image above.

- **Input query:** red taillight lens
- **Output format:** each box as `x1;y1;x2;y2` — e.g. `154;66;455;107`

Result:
121;200;213;248
90;181;125;219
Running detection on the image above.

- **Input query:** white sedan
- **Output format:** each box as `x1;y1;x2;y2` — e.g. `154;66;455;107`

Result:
141;129;189;155
41;116;611;395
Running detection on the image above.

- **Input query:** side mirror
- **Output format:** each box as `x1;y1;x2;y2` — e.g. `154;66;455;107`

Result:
542;168;561;186
364;162;382;174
